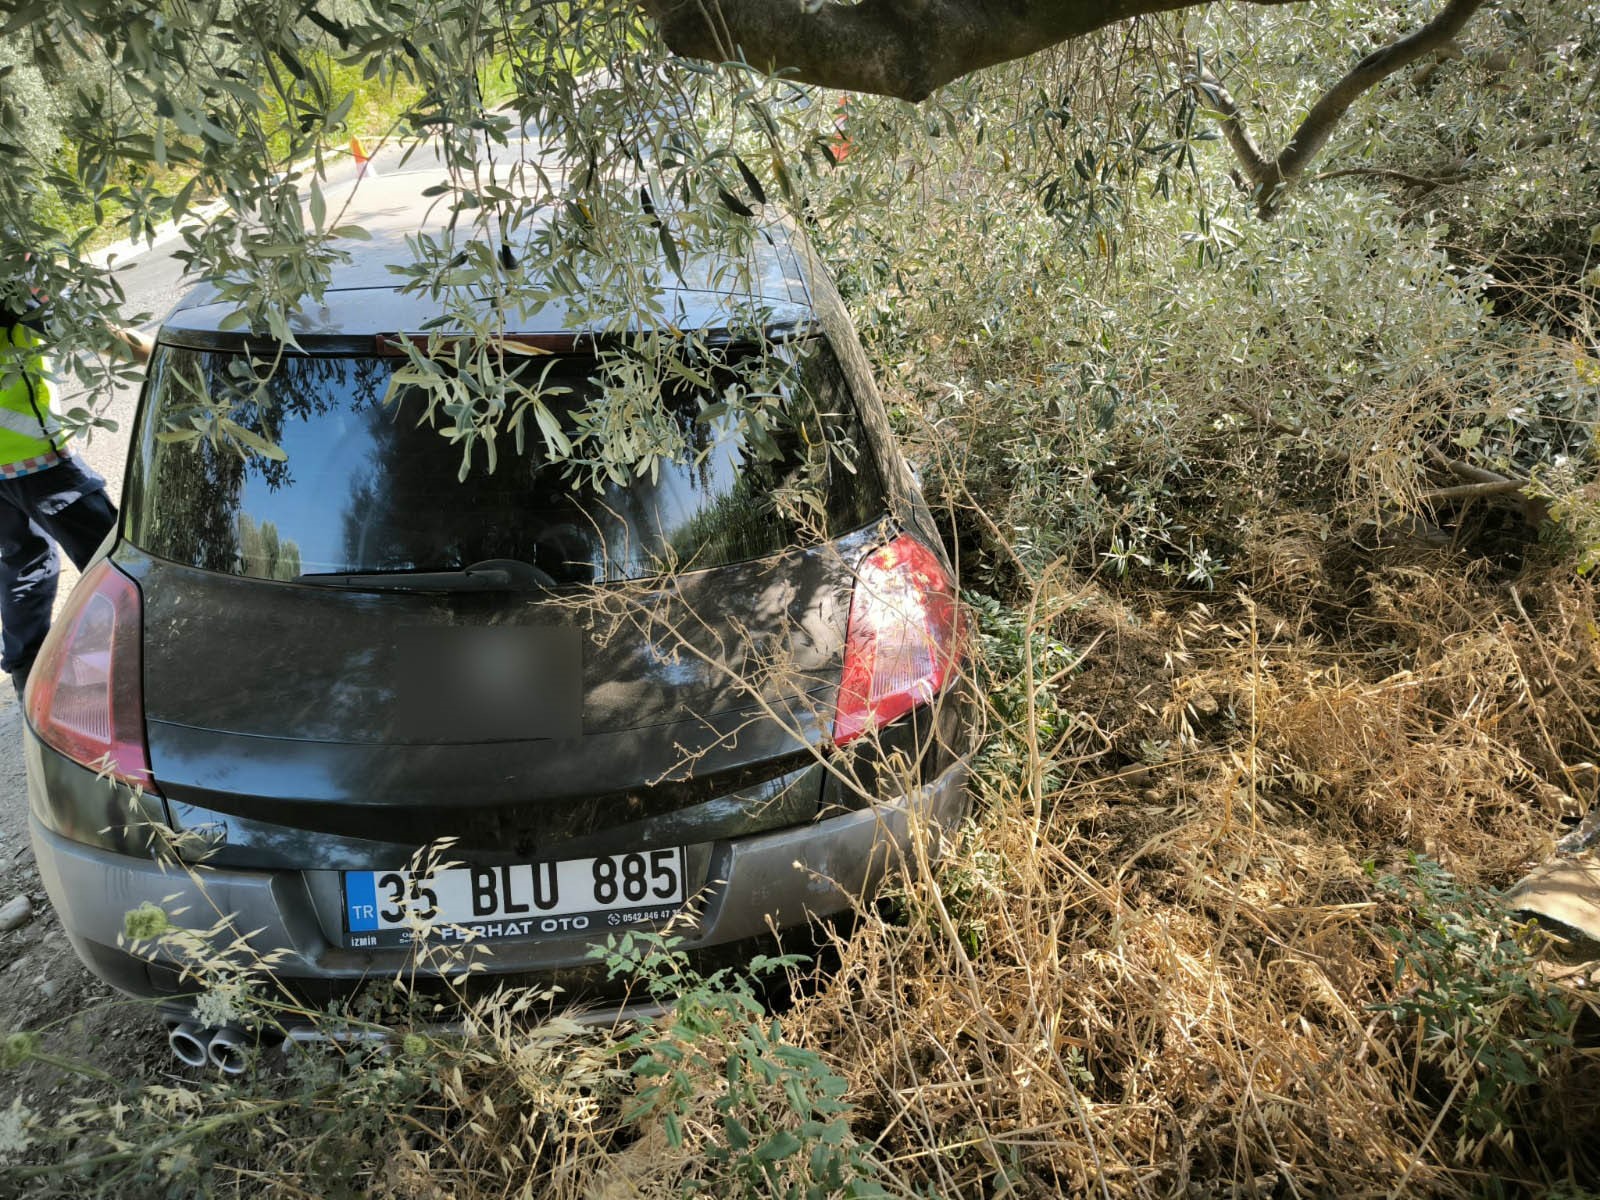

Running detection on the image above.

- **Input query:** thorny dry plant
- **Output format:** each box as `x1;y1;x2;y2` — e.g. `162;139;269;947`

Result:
4;499;1600;1196
769;491;1600;1195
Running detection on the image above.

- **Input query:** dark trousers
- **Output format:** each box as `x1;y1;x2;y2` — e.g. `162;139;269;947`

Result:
0;456;118;680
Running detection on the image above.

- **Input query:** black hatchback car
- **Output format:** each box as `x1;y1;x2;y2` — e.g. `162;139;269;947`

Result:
23;172;970;1022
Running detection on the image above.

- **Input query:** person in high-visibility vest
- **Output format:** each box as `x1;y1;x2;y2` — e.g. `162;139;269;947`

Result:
0;283;151;700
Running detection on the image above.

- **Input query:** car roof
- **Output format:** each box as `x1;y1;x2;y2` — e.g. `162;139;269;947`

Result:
161;167;818;352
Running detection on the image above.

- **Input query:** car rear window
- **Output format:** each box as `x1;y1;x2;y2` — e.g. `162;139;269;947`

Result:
125;337;886;583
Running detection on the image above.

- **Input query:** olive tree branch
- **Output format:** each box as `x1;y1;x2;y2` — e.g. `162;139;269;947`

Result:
1186;0;1486;214
641;0;1304;103
1311;166;1469;190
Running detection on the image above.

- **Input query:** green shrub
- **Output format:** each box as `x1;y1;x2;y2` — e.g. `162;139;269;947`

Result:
1374;856;1578;1156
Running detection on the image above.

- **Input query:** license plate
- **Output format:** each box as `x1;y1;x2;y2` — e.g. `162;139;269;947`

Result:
340;847;689;949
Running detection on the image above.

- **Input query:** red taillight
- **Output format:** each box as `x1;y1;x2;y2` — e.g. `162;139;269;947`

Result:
833;535;961;746
25;560;152;787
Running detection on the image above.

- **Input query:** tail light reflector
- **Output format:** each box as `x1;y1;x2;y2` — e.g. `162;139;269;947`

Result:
25;560;152;787
833;534;961;746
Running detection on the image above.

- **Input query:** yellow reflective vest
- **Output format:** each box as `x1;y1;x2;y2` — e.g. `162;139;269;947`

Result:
0;322;65;477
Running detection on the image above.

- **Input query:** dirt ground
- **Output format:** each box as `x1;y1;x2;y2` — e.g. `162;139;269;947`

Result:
0;367;156;1114
0;690;169;1122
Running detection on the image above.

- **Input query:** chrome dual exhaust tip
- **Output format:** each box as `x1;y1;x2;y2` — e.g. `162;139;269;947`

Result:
166;1021;209;1069
165;1020;251;1076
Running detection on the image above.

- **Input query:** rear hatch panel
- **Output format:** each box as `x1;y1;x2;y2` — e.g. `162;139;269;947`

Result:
126;530;877;865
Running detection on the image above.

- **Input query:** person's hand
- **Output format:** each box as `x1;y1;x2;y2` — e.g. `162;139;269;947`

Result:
109;324;153;364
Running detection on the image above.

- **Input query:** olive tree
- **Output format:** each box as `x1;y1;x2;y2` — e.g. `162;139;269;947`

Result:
0;0;1498;472
649;0;1485;213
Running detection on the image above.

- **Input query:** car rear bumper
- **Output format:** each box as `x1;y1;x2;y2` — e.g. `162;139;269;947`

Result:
29;758;970;1006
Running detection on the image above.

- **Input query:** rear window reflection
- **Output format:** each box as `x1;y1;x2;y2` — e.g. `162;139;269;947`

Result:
127;341;883;582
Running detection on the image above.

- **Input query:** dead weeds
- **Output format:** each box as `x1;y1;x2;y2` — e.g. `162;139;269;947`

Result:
786;530;1600;1197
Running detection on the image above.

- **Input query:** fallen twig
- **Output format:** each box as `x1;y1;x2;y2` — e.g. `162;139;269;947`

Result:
1418;479;1526;503
1312;166;1468;189
1427;447;1517;486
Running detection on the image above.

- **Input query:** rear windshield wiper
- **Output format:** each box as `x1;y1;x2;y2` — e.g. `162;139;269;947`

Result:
296;558;558;592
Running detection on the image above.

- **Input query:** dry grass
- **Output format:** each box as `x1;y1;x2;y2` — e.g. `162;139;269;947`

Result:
780;531;1600;1197
6;525;1598;1200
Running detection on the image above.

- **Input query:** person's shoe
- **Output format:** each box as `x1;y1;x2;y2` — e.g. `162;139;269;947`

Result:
9;672;26;705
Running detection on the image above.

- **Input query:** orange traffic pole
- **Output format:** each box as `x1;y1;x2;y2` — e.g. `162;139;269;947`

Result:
350;136;376;178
